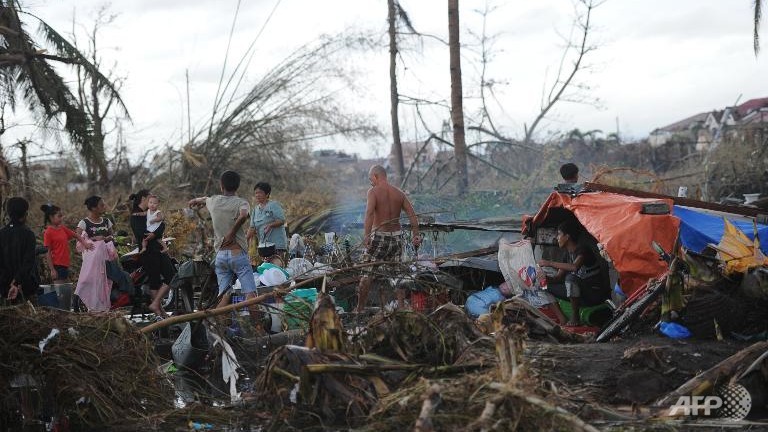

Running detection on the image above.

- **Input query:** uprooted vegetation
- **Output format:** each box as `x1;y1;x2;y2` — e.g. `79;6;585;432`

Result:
0;305;172;428
3;288;766;431
2;215;768;431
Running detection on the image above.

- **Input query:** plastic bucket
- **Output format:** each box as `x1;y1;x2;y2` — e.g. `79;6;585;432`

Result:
55;283;73;311
284;288;317;330
556;299;611;327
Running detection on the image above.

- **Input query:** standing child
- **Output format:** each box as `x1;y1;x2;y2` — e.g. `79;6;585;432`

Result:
142;195;168;254
42;204;93;285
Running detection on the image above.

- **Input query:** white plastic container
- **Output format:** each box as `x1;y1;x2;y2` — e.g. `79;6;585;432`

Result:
266;301;284;333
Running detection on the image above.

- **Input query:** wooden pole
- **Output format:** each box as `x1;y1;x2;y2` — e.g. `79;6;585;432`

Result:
655;341;768;408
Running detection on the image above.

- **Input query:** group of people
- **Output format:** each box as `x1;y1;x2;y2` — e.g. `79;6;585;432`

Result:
0;193;171;317
1;160;606;329
184;165;421;329
0;176;290;321
187;171;291;332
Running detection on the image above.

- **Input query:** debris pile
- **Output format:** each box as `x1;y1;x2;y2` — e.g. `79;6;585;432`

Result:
0;304;172;428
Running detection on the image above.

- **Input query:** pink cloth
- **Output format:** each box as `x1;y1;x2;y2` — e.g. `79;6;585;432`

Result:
75;235;117;312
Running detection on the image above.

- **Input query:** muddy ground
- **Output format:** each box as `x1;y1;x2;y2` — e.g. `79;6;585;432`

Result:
528;336;750;405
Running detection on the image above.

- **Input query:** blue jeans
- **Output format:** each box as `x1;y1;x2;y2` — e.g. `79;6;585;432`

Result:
215;250;256;295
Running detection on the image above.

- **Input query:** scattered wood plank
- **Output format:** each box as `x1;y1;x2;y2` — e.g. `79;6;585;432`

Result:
655;341;768;408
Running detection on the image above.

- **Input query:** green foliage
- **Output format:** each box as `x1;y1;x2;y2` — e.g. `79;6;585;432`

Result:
0;2;126;156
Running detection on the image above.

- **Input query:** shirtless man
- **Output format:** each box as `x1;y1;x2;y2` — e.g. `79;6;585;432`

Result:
355;165;421;312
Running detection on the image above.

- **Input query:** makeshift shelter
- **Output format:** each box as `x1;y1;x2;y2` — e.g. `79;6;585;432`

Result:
674;205;768;255
524;191;680;297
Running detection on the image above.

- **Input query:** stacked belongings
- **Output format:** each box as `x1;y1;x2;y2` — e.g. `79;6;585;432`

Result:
679;217;768;340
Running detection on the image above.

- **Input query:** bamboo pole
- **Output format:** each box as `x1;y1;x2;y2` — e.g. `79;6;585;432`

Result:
139;260;401;334
140;289;286;334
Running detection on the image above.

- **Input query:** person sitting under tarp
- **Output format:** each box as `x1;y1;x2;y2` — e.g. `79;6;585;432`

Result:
537;220;611;326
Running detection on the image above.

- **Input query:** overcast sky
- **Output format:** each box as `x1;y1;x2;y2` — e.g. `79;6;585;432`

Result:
7;0;768;161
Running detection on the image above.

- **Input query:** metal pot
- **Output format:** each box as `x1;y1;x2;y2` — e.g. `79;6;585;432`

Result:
258;242;276;257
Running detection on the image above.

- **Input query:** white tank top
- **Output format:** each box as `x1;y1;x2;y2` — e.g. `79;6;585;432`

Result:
147;209;162;232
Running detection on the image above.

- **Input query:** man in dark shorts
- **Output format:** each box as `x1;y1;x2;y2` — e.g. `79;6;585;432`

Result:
355;165;421;312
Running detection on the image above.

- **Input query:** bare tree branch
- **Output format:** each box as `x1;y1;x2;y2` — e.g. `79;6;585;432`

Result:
523;0;603;145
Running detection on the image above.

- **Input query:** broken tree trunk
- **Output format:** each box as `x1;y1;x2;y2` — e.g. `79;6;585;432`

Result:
655;341;768;408
305;292;346;352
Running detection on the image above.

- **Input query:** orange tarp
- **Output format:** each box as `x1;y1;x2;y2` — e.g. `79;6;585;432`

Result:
526;191;680;296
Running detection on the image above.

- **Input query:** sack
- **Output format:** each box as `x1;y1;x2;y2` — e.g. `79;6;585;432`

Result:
465;286;505;318
498;239;554;308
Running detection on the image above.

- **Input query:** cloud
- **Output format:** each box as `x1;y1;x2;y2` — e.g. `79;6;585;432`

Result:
8;0;766;160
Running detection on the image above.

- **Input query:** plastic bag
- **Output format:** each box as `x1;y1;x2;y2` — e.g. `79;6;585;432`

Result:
659;321;691;339
498;239;554;307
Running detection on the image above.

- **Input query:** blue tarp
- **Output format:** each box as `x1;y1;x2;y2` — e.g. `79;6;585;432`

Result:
674;206;768;255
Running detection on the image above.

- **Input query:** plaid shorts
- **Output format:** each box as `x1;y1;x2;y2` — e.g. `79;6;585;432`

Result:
363;231;403;277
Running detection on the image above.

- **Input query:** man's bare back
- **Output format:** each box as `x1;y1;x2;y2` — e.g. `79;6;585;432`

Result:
355;165;421;312
362;165;420;248
369;183;407;232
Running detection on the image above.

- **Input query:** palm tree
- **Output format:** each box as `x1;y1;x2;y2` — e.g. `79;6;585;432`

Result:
565;128;586;146
0;1;125;148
